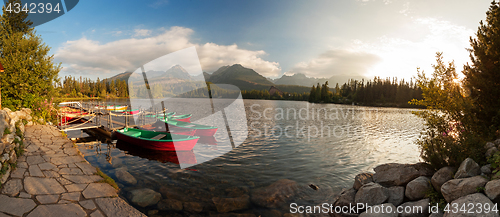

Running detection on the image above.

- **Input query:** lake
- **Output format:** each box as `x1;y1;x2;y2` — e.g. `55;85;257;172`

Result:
74;99;424;216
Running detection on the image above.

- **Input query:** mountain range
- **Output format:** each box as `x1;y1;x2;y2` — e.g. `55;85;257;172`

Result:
272;73;366;87
107;64;365;93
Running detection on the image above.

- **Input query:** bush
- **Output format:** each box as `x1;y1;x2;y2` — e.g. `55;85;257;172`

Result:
412;53;480;169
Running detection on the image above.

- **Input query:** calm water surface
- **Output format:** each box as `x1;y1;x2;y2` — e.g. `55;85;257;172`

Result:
75;99;424;215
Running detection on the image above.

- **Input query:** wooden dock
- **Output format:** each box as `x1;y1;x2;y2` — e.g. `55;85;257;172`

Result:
57;102;163;137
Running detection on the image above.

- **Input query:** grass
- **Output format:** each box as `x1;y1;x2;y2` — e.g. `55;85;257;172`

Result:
95;168;119;190
3;127;10;135
15;139;25;157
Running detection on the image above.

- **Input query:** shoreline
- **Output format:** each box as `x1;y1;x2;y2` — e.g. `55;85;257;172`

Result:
0;107;146;217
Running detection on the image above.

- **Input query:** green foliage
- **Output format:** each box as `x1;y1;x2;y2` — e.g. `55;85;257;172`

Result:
15;121;22;139
308;85;316;102
4;127;10;135
425;187;446;210
412;53;484;169
15;141;24;157
58;76;129;99
476;186;486;193
307;78;423;107
0;162;9;174
488;151;500;179
0;0;60;120
464;1;500;135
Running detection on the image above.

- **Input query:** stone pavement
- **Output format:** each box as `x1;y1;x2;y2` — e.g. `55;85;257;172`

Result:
0;125;146;217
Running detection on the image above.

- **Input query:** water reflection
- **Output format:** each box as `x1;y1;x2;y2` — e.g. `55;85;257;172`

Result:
76;100;424;216
116;140;198;165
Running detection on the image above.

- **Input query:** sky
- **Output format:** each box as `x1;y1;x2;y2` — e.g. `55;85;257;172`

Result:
31;0;493;81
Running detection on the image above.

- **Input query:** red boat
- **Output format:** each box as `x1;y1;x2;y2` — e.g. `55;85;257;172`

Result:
122;109;140;115
169;114;192;122
58;108;88;125
116;140;197;165
116;128;199;151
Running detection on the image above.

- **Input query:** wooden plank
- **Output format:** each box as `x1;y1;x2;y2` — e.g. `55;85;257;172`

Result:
150;134;166;140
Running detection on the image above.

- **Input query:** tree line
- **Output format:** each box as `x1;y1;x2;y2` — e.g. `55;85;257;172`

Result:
241;89;309;101
308;77;424;108
57;76;129;98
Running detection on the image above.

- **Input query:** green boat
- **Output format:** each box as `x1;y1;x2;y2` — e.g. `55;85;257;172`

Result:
146;112;176;118
115;128;199;151
159;119;217;137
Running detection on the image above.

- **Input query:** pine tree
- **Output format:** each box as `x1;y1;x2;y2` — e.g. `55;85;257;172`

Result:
464;1;500;132
321;81;329;102
0;0;60;111
308;85;316;102
315;83;321;102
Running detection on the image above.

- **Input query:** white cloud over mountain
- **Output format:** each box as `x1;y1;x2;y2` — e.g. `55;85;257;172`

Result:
55;26;281;79
285;50;381;78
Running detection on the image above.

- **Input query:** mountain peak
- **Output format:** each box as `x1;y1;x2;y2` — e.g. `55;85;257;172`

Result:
206;64;274;90
230;64;244;68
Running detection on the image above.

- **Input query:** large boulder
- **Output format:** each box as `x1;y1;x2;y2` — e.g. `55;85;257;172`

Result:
359;203;397;217
454;158;481;179
405;176;432;201
398;198;430;217
372;163;434;186
127;188;161;207
386;186;404;206
212;195;250;213
441;176;488;202
431;167;456;193
494;139;500;147
485;179;500;203
333;188;359;217
355;182;388;206
353;173;373;190
486;147;499;158
443;193;498;217
250;179;300;209
486;142;496;150
482;164;492;175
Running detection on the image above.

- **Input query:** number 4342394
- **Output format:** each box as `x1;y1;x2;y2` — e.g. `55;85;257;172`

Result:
5;3;61;14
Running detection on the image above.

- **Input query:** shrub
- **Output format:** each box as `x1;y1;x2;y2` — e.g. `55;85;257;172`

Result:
412;53;480;169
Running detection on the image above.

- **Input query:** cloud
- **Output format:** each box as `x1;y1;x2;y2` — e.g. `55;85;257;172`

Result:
133;29;151;37
56;27;195;77
348;17;474;80
197;43;280;77
111;30;122;36
399;2;410;16
148;0;169;8
55;27;281;78
285;50;382;78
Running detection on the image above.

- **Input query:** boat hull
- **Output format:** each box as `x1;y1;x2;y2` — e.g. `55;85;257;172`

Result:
106;105;128;111
116;141;197;165
116;129;199;151
170;115;192;122
122;109;140;115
